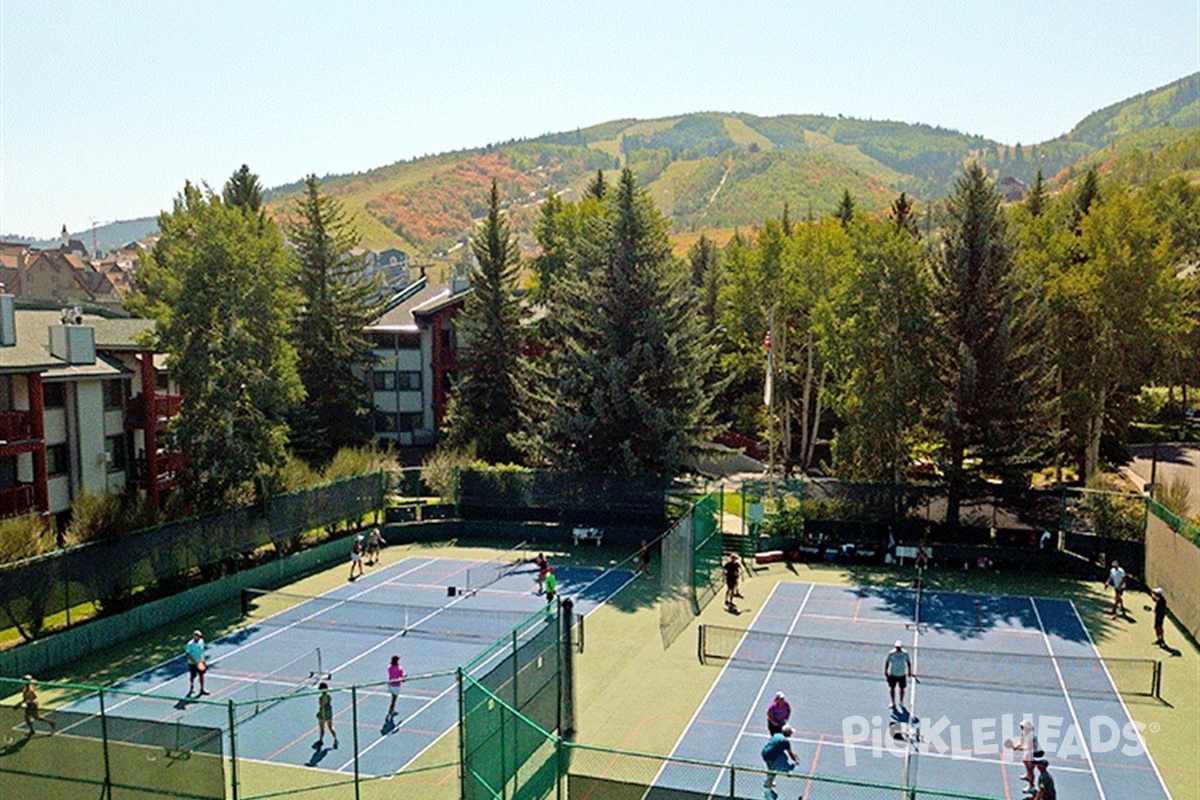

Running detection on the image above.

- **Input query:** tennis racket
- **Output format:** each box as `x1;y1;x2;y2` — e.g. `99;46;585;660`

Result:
1003;738;1014;749
197;661;207;674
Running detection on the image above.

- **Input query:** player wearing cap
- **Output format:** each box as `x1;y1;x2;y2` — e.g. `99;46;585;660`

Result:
766;691;790;734
1151;587;1168;648
185;630;208;696
1012;720;1039;789
884;640;913;709
18;674;56;735
759;724;796;798
1104;560;1126;616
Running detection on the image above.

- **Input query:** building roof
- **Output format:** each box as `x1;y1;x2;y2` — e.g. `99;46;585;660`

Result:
0;307;155;372
364;278;463;331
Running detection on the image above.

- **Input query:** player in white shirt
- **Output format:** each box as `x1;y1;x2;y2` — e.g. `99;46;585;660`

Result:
884;640;913;709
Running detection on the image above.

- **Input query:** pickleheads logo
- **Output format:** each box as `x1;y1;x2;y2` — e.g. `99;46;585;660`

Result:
839;714;1147;765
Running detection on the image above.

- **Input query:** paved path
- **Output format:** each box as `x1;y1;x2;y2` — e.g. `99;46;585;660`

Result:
1128;443;1200;517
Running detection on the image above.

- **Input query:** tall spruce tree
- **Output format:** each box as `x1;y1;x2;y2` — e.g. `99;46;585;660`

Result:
835;189;856;226
443;180;525;463
687;234;722;332
129;178;302;508
1026;169;1048;218
518;169;715;475
585;169;608;200
223;164;264;215
889;192;920;238
929;163;1038;525
286;175;383;466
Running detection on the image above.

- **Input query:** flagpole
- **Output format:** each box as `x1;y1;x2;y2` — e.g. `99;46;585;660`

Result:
765;307;775;500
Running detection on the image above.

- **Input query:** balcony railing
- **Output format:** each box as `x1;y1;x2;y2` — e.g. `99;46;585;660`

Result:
125;394;182;429
0;410;35;443
0;484;35;519
131;451;186;487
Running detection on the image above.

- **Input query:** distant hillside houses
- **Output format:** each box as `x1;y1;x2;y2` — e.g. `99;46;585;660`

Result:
0;225;148;313
360;247;413;291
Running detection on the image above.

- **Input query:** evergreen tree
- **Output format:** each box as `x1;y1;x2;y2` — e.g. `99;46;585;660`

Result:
129;178;302;509
835;190;855;226
889;192;920;238
929;163;1038;525
286;175;384;466
781;202;793;236
1026;169;1048;218
1072;167;1101;231
519;169;716;475
531;190;576;301
585;168;608;200
687;234;721;331
444;180;525;463
223;164;264;215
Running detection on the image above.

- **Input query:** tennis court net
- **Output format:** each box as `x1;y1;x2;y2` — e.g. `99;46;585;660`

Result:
241;588;570;644
236;646;328;723
698;624;1162;698
463;540;531;592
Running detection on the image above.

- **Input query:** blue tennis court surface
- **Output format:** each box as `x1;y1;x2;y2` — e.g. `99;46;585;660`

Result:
60;554;630;778
668;581;1171;799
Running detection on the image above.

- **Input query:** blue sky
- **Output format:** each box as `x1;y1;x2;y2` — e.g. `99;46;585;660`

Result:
1;0;1197;238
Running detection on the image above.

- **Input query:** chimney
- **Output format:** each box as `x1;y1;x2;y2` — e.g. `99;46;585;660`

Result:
60;224;70;250
49;308;95;364
0;293;14;347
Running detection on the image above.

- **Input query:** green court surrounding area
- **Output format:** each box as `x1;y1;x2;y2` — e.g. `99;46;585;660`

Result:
2;517;1197;799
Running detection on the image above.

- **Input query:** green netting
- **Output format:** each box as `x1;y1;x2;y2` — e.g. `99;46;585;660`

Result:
0;680;224;800
658;510;694;648
0;472;384;643
1146;499;1200;642
693;490;722;611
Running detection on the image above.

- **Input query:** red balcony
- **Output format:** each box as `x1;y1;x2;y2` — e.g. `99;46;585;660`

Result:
132;451;186;488
0;410;35;443
0;484;35;519
126;394;182;429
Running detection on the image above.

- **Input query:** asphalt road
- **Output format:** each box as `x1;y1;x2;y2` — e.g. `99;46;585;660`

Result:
1128;442;1200;517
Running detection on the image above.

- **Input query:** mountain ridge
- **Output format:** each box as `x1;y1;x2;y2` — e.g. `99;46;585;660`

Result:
9;73;1197;256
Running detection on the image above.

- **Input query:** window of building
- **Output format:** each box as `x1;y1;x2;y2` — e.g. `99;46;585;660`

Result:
398;371;422;391
103;379;127;410
46;443;69;477
0;375;11;410
43;382;66;408
398;412;424;433
104;435;127;473
373;371;397;392
156;372;170;392
374;411;397;433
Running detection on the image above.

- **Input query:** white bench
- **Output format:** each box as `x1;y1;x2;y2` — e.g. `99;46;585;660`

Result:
572;527;603;546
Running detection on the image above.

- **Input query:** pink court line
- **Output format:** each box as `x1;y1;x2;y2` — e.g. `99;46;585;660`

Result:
802;733;825;800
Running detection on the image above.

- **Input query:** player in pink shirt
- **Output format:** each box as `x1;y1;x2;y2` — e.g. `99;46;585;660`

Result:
386;655;406;719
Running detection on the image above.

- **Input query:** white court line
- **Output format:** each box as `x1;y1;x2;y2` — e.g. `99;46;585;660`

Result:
707;583;817;796
734;728;1096;775
1029;597;1107;800
654;581;789;791
1066;599;1174;800
93;556;455;714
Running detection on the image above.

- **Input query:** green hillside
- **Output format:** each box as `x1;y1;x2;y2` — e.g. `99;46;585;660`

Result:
254;73;1199;256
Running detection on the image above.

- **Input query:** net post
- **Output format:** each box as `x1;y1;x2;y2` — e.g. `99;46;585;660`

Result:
99;688;113;800
351;685;361;800
698;624;705;664
240;588;250;617
228;699;240;800
1154;660;1162;699
729;764;736;799
560;596;576;737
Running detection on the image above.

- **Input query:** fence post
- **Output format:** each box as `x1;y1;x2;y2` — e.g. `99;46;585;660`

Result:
352;685;361;800
227;700;239;800
457;669;466;800
99;688;113;800
729;764;736;799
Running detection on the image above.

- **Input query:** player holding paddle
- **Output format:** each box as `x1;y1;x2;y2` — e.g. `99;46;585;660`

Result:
185;629;209;696
885;640;915;710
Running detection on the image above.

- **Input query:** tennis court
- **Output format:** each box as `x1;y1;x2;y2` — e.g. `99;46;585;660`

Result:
53;551;630;780
664;580;1171;799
